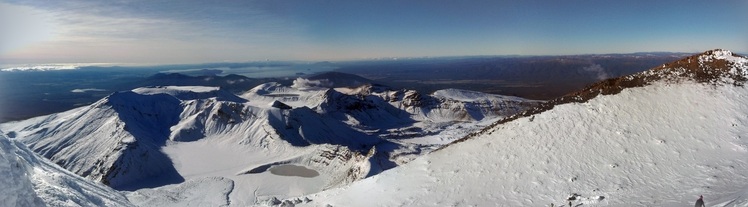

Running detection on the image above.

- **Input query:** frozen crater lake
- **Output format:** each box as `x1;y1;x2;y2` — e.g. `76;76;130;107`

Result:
269;165;320;178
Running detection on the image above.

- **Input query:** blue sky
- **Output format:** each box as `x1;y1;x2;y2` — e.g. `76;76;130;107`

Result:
1;0;746;64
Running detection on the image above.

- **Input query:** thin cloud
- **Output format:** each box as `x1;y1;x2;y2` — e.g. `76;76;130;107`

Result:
0;2;56;53
1;0;307;64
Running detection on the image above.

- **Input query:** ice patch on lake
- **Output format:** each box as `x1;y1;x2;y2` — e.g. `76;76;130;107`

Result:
269;165;320;178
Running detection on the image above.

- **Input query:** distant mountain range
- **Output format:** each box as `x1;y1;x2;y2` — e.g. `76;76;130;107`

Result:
0;52;690;123
334;52;692;99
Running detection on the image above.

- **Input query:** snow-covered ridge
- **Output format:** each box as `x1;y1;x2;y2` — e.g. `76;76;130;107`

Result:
612;49;747;94
0;130;132;206
133;86;221;94
0;86;258;190
699;49;745;64
448;49;748;147
247;82;289;95
432;88;534;102
640;49;748;84
242;82;540;124
132;86;247;102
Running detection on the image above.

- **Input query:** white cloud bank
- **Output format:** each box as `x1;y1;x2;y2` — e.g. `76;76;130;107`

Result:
1;64;79;72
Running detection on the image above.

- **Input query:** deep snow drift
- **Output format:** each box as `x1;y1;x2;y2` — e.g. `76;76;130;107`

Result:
293;50;748;206
0;130;132;206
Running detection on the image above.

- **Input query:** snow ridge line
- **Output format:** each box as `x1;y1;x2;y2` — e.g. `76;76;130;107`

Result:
438;49;748;151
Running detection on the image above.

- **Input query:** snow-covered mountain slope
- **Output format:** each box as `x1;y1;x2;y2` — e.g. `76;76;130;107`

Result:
295;49;748;206
239;81;542;157
1;86;388;205
432;88;529;102
1;84;380;185
2;77;539;205
0;130;132;206
424;88;539;122
243;81;539;132
2;89;188;190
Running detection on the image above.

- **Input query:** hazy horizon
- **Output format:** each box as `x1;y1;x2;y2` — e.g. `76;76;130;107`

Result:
0;51;714;69
2;0;747;64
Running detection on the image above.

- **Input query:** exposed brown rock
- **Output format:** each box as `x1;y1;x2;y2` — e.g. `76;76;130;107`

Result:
440;49;747;150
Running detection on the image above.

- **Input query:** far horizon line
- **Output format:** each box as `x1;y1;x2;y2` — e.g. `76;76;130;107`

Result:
3;49;744;68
